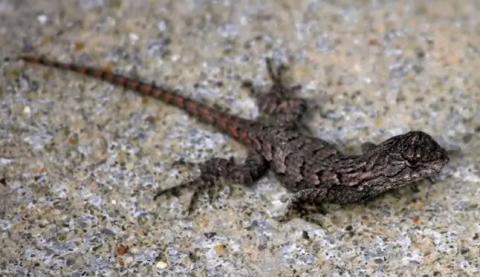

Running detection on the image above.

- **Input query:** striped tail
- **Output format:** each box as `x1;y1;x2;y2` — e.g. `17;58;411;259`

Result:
19;56;253;145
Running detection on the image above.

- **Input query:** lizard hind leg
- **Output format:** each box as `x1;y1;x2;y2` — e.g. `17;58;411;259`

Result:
243;58;307;128
154;152;269;214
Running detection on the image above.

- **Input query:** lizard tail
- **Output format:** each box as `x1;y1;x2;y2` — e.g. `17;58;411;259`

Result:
18;55;253;145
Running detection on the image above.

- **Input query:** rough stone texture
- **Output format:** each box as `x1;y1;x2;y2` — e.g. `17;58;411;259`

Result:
0;0;478;275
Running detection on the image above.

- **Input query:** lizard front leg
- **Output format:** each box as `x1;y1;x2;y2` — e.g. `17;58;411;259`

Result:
155;151;268;213
243;58;307;128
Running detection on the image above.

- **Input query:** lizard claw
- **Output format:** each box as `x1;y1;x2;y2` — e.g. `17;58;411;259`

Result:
426;176;436;184
154;174;218;214
272;193;328;223
270;195;296;222
153;180;192;200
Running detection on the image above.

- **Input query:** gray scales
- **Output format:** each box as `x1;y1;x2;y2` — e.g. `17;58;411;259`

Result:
18;56;449;220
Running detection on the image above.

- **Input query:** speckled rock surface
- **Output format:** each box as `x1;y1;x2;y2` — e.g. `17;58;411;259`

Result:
0;0;478;275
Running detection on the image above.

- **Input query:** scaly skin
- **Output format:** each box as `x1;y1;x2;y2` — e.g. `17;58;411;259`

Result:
19;56;254;145
19;56;449;218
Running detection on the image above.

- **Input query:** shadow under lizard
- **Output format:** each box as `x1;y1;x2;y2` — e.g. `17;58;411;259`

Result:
19;56;449;219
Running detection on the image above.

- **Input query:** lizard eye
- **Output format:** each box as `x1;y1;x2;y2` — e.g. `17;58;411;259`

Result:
405;159;419;168
402;147;426;168
402;147;420;160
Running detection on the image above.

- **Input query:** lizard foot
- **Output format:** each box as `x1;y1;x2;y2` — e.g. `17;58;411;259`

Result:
242;58;306;128
272;189;328;223
154;152;268;214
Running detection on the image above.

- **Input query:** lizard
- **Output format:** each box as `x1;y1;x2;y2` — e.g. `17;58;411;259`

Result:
18;55;449;219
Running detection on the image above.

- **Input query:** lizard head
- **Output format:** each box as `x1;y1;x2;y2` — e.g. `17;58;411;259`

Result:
377;131;449;181
333;131;449;204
